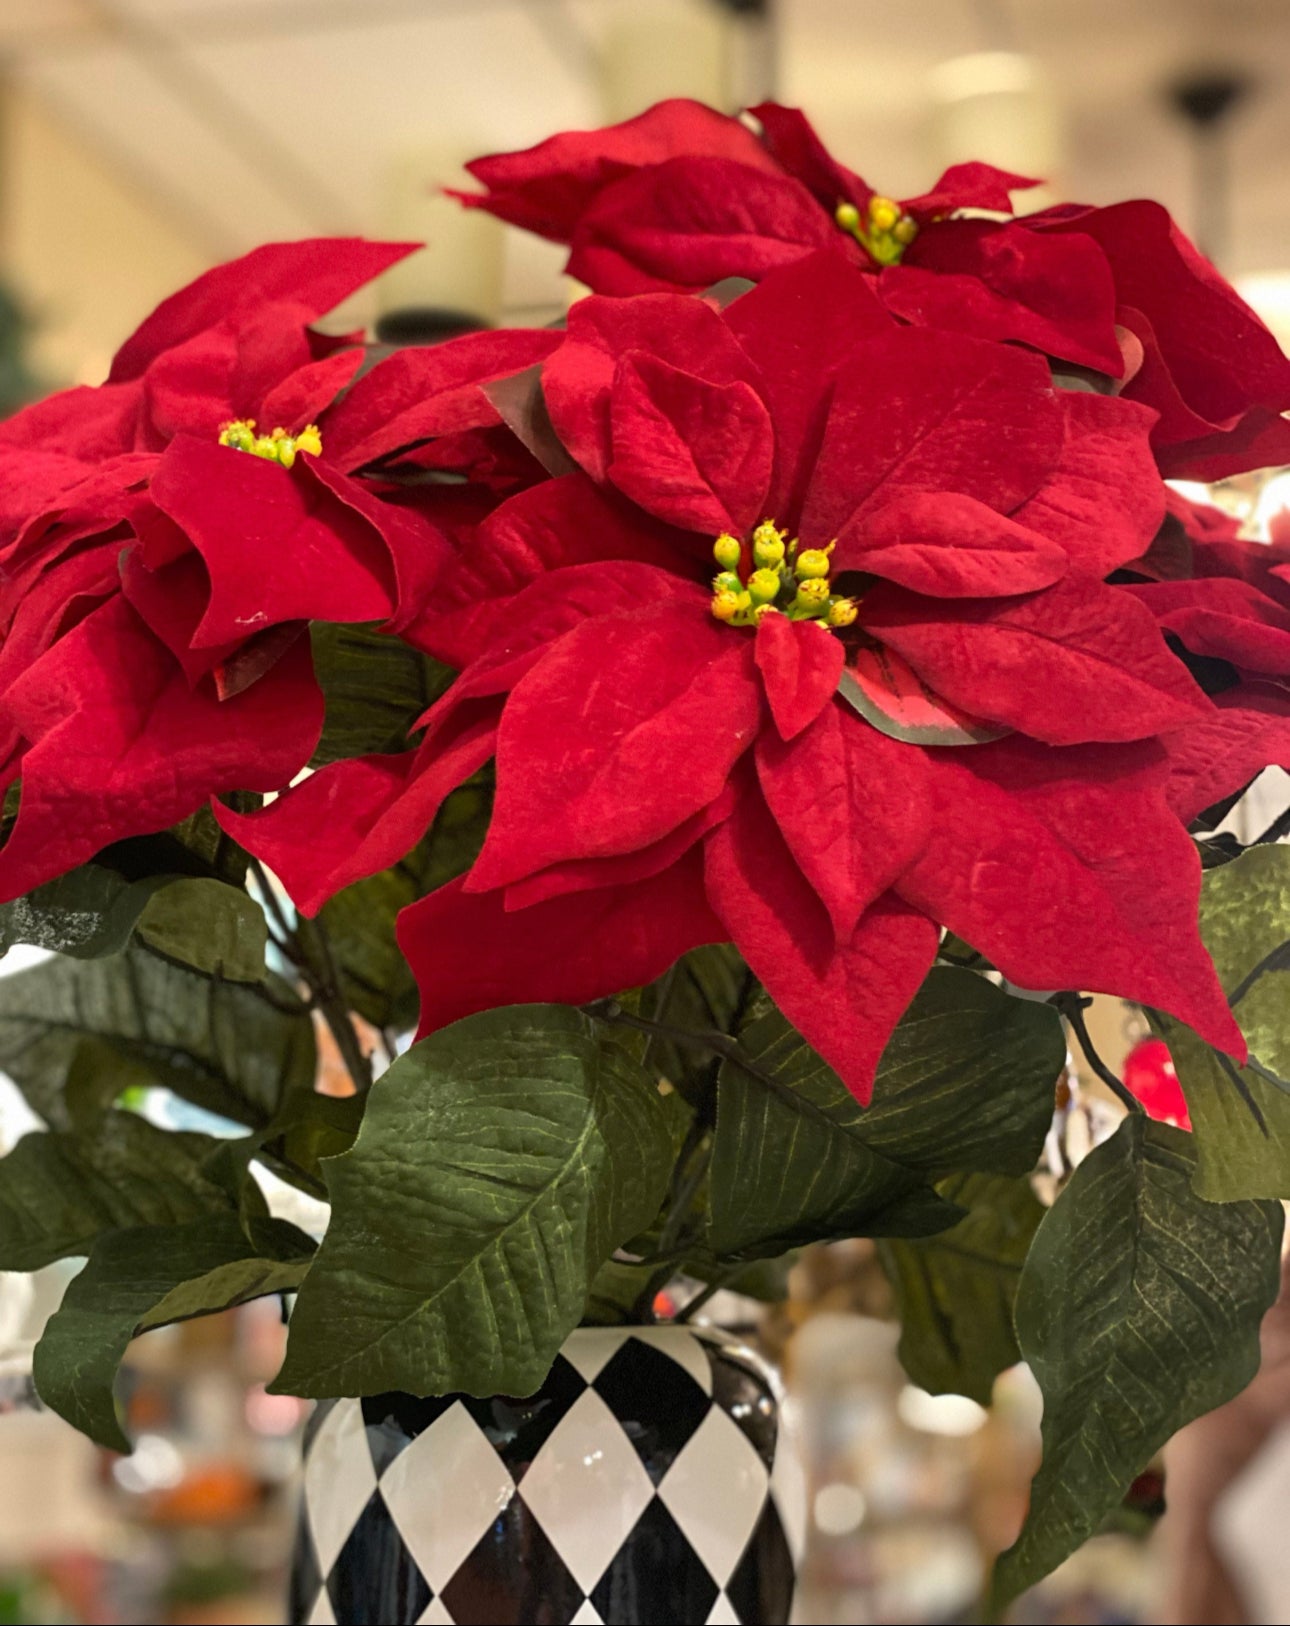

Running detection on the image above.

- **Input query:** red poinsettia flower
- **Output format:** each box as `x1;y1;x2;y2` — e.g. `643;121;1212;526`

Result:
455;99;1290;478
223;256;1240;1100
1124;492;1290;822
0;240;557;900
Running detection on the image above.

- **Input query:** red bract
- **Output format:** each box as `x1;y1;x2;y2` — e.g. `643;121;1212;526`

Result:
224;257;1240;1101
456;99;1290;476
0;240;556;899
1126;494;1290;821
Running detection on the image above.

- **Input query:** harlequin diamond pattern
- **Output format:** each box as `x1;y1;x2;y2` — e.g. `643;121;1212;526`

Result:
290;1328;801;1626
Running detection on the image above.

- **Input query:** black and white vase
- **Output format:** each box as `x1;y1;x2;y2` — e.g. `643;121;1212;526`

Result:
289;1324;806;1625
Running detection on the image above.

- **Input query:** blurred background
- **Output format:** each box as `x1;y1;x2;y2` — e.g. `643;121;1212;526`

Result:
0;2;1288;1622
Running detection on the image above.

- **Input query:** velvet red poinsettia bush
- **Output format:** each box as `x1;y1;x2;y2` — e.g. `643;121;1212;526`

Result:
2;100;1290;1610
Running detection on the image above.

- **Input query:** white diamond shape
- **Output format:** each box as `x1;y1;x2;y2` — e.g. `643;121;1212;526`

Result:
706;1593;741;1625
304;1402;379;1576
418;1598;455;1625
380;1402;516;1592
519;1387;655;1593
629;1326;713;1395
562;1327;633;1382
307;1589;337;1626
570;1603;605;1625
658;1405;769;1585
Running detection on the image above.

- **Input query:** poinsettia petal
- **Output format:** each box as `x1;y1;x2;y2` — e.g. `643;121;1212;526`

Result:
569;157;842;295
1160;405;1290;484
1157;683;1290;822
723;252;893;518
754;612;844;740
904;161;1041;217
801;328;1062;543
756;701;931;944
257;347;365;433
109;239;417;383
703;786;939;1103
149;437;396;646
322;329;563;471
420;555;697;674
1040;202;1290;436
882;218;1121;374
1128;577;1290;677
544;291;760;482
863;577;1212;745
894;735;1244;1058
748;102;869;211
607;352;773;535
1009;392;1164;577
302;460;449;634
216;698;498;916
840;641;1008;746
119;548;232;684
438;476;695;618
839;490;1069;596
503;784;736;911
0;598;321;902
400;845;726;1040
456;99;782;241
467;597;761;891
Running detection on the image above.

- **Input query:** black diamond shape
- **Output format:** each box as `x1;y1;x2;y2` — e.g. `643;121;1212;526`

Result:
325;1489;433;1625
589;1497;720;1626
361;1392;463;1475
724;1495;795;1626
706;1345;779;1471
439;1494;586;1625
287;1504;322;1626
473;1354;590;1482
592;1335;712;1484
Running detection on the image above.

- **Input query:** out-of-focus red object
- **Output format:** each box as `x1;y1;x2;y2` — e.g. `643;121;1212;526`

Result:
1123;1035;1191;1129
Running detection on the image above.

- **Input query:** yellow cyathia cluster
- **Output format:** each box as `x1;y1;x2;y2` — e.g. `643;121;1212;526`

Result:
218;419;323;469
835;194;918;266
710;522;859;630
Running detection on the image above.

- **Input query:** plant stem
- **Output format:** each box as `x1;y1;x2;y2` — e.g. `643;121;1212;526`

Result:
1055;995;1142;1115
250;858;372;1095
675;1272;735;1325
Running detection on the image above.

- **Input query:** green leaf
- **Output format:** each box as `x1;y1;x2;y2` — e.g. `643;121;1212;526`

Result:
709;969;1063;1258
638;944;752;1094
1163;844;1290;1199
855;969;1066;1177
879;1172;1045;1405
0;1112;247;1271
320;773;491;1030
0;865;175;960
310;622;454;768
133;878;267;983
0;945;315;1130
993;1116;1282;1607
33;1216;315;1452
275;1004;675;1399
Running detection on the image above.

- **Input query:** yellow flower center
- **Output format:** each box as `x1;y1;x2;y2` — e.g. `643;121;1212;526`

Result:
709;523;858;630
835;195;918;267
218;419;322;469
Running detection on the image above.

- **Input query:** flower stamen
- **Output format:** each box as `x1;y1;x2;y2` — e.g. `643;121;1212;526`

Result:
218;419;323;468
709;524;857;631
835;194;918;266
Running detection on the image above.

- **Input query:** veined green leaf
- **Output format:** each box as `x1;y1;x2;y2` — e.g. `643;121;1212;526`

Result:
274;1004;675;1399
34;1216;315;1452
993;1116;1282;1606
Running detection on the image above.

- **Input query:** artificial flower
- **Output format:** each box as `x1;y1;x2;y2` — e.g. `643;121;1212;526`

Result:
0;240;556;899
223;257;1239;1100
457;98;1290;476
